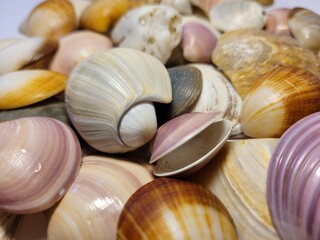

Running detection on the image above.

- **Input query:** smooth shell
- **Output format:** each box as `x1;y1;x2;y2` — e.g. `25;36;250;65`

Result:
265;8;290;35
241;66;320;138
117;177;238;240
65;48;172;153
0;117;81;214
150;112;232;177
161;0;193;15
268;112;320;240
191;138;280;240
111;5;182;64
47;155;154;240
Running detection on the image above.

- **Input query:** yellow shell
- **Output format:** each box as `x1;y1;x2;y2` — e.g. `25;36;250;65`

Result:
240;66;320;138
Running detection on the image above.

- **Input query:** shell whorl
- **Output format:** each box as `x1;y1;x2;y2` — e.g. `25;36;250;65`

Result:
65;48;172;153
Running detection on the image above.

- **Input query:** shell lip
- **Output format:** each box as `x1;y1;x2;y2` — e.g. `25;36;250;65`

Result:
152;119;232;177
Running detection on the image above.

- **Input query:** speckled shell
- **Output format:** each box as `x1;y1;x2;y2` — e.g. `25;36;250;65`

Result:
65;48;172;153
190;138;280;240
241;66;320;138
117;178;238;240
111;5;182;64
47;155;154;240
209;0;266;32
265;8;291;35
0;117;81;214
212;29;320;98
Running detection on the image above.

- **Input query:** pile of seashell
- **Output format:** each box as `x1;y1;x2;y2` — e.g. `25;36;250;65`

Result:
1;0;320;239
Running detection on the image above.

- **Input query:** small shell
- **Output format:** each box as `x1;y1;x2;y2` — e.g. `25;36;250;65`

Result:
49;30;113;75
150;112;232;177
0;37;57;75
241;67;320;138
288;8;320;52
209;0;266;32
265;8;291;35
181;16;220;63
111;5;183;64
268;112;320;240
65;48;172;153
212;29;320;98
80;0;128;33
47;155;154;240
0;117;81;214
117;178;238;240
0;70;67;110
190;138;280;240
161;0;193;15
19;0;77;40
68;0;91;27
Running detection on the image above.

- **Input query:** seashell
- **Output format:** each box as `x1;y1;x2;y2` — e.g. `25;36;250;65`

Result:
181;16;221;63
126;0;161;9
288;8;320;52
209;0;266;32
189;64;243;136
111;5;183;64
0;38;21;49
0;70;67;110
117;177;238;239
80;0;128;33
47;155;154;240
267;112;320;240
0;37;57;75
65;48;172;153
240;66;320;138
160;0;193;15
190;138;280;240
212;29;320;98
19;0;77;40
68;0;91;27
150;112;232;177
265;8;291;35
0;117;81;214
49;30;113;75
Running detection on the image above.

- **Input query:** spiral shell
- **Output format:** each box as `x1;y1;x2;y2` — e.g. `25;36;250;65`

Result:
117;178;238;239
47;155;154;240
0;117;81;214
65;48;172;153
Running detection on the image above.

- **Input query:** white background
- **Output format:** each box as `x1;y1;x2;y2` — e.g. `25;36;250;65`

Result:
0;0;319;39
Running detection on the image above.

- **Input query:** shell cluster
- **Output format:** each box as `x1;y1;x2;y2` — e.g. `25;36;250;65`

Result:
1;0;320;239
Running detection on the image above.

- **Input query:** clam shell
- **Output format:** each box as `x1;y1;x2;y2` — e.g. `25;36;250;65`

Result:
212;29;320;98
0;117;81;214
267;112;320;240
47;155;154;240
288;8;320;52
190;138;280;240
150;112;232;177
111;4;183;64
209;0;266;32
241;66;320;138
49;30;113;75
161;0;193;15
0;70;67;110
65;48;172;153
265;8;291;35
117;178;238;239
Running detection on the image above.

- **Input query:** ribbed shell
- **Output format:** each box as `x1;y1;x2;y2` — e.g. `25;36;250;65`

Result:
47;155;154;240
241;66;320;138
65;48;172;153
117;178;238;240
267;112;320;240
0;117;81;214
191;138;280;240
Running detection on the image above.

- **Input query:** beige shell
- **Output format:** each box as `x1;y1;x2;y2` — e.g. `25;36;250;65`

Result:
190;138;281;240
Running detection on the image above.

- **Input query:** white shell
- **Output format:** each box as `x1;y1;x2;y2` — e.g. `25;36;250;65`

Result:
161;0;193;15
209;0;266;32
111;5;183;64
65;48;172;153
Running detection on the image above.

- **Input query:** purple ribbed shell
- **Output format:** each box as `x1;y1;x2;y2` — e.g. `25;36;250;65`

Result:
267;112;320;240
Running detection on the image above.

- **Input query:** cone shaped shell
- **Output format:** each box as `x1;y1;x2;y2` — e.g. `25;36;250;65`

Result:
117;178;238;240
191;138;280;240
241;67;320;138
65;48;172;153
0;70;67;110
0;117;81;214
47;155;154;240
